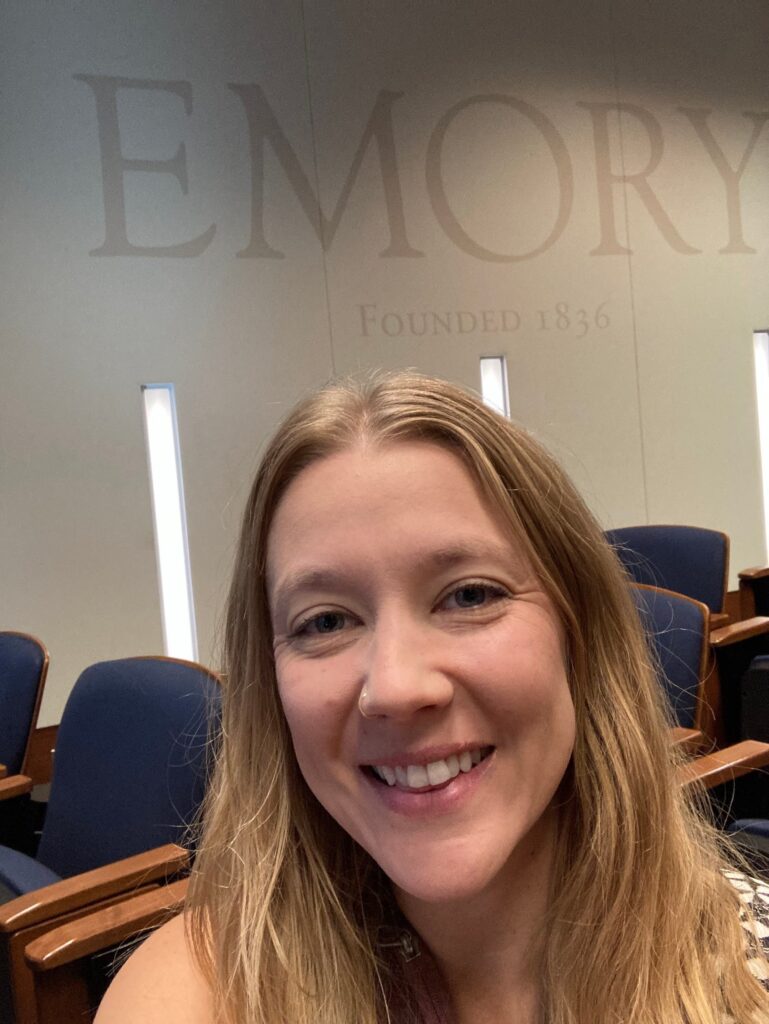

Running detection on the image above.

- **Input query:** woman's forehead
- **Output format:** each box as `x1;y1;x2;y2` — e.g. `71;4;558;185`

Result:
269;441;493;542
265;440;537;597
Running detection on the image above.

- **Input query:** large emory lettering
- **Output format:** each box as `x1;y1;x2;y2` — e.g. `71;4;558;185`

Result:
73;76;769;261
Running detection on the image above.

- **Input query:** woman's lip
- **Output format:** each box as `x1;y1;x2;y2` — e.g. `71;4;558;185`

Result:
361;751;494;816
359;742;494;769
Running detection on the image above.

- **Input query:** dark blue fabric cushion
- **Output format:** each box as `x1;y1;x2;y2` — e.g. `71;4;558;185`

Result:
630;586;707;729
0;844;61;899
606;525;727;614
0;634;46;775
35;658;220;879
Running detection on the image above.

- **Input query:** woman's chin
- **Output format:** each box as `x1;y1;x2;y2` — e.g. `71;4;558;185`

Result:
389;862;500;907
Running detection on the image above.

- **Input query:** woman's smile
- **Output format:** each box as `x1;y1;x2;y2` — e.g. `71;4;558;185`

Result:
364;742;493;788
360;744;496;819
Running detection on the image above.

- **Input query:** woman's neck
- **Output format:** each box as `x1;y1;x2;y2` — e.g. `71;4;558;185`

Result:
395;809;556;1024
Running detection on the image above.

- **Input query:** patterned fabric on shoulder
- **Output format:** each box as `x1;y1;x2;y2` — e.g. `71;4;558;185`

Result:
725;870;769;988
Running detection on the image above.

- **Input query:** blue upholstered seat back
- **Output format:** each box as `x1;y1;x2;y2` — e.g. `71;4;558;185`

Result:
0;633;47;775
36;657;220;879
606;525;727;614
630;585;708;729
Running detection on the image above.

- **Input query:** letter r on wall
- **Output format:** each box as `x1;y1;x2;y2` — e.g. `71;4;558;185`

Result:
579;101;700;256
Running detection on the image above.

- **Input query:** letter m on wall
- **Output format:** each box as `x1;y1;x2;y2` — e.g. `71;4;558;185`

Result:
228;85;423;259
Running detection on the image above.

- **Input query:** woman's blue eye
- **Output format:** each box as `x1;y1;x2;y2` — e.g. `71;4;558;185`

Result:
451;584;503;608
300;612;347;635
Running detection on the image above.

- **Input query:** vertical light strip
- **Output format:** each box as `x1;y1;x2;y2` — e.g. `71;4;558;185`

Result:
141;384;198;661
480;356;510;417
753;333;769;562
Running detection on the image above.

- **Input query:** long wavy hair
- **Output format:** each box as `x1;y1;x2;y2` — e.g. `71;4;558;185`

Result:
188;370;769;1023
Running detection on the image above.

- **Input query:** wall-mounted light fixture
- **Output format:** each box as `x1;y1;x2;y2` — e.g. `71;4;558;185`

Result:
479;355;510;418
141;384;198;661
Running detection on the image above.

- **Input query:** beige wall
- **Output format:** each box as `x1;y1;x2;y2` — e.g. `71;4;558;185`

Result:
2;0;768;723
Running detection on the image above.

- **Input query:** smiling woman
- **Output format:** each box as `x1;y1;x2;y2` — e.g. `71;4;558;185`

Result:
268;441;575;914
96;372;769;1024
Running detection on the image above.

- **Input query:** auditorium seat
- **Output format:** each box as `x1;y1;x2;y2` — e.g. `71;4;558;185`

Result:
0;633;49;854
0;656;220;1024
630;584;712;744
607;525;730;628
632;582;769;749
0;633;48;781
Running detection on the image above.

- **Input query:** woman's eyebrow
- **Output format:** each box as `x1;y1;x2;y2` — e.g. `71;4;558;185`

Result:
270;568;356;623
270;541;521;621
417;541;532;586
422;541;519;571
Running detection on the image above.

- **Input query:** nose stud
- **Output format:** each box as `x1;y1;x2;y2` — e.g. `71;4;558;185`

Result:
358;688;375;719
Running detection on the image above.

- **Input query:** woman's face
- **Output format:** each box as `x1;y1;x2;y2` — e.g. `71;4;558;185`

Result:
267;441;575;904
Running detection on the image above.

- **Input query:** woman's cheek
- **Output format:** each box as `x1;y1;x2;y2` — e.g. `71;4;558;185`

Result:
277;657;354;737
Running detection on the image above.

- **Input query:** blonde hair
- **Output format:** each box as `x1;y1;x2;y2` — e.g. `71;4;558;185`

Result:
189;371;769;1023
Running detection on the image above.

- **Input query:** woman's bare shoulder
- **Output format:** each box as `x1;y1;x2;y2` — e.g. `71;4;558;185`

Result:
94;912;215;1024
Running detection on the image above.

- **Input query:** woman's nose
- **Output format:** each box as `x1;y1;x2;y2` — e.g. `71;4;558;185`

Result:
357;614;454;720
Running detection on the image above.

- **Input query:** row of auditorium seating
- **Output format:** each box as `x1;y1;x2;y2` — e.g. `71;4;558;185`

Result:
608;526;769;858
632;585;769;813
606;525;769;747
4;522;769;1021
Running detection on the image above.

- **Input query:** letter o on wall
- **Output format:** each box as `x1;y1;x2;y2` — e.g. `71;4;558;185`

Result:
426;95;574;262
381;312;405;336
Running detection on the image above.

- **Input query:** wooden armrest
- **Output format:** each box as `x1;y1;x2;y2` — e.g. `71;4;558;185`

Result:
739;566;769;581
25;877;189;971
677;740;769;789
709;612;730;630
0;764;7;779
0;843;189;933
0;775;33;800
709;617;769;647
670;727;705;754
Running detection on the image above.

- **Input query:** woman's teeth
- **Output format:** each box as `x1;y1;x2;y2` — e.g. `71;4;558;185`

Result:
370;747;485;788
